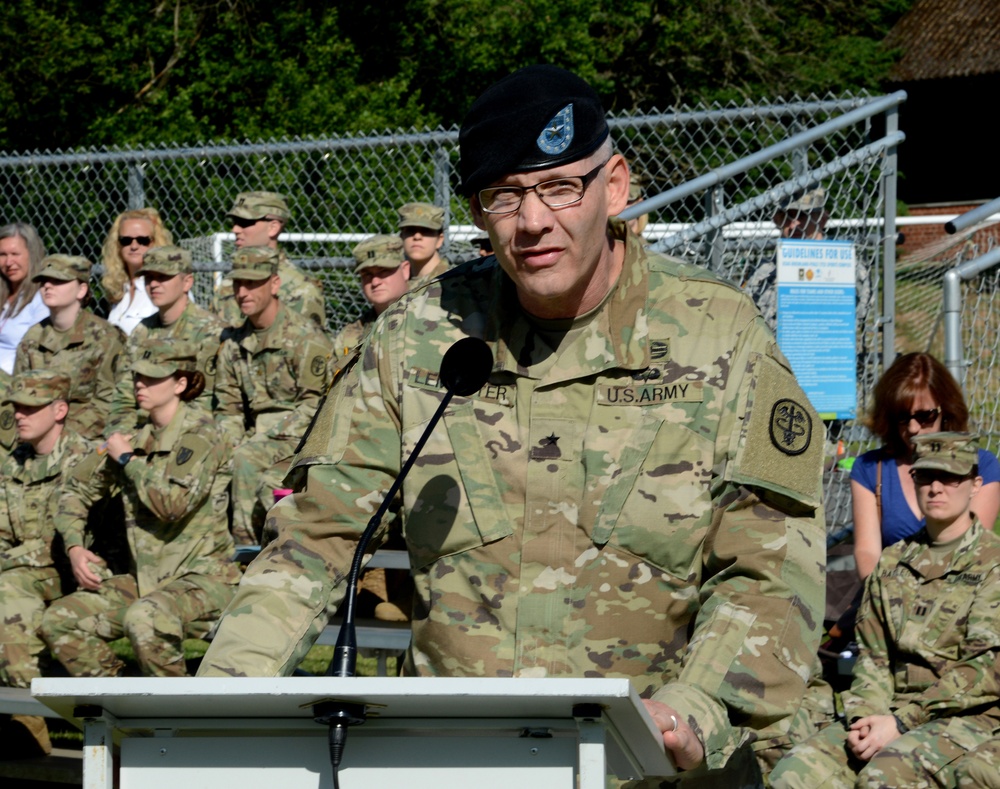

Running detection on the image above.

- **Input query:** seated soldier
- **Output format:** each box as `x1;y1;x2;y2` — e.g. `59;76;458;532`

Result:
331;234;410;359
14;255;125;441
213;191;326;328
40;339;239;677
398;202;449;285
0;371;96;755
106;245;224;434
771;432;1000;789
213;247;333;544
330;234;414;622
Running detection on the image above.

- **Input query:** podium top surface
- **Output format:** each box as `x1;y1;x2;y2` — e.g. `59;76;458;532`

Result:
33;676;641;722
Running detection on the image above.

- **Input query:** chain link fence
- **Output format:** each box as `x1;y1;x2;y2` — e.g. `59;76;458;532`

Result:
0;91;903;532
896;222;1000;455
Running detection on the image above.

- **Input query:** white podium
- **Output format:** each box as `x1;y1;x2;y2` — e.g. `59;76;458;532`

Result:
33;677;675;789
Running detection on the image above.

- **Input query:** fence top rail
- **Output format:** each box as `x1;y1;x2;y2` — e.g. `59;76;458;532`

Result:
945;196;1000;235
621;91;907;221
0;93;895;171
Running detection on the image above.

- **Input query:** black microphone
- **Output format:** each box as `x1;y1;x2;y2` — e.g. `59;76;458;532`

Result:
315;337;494;787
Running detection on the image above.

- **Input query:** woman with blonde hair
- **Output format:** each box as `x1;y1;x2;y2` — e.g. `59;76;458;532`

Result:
0;222;50;374
101;208;172;334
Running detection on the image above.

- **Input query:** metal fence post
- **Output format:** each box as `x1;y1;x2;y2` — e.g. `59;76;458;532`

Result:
881;103;901;366
433;147;451;242
127;162;145;210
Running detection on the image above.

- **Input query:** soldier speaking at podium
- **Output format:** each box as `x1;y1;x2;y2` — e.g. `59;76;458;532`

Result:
200;64;826;783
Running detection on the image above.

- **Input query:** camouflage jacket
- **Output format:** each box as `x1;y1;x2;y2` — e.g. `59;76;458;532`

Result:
0;428;95;571
846;519;1000;729
330;310;375;361
214;301;333;446
106;300;225;435
407;256;452;290
201;222;825;772
214;250;326;328
14;311;125;441
57;403;240;595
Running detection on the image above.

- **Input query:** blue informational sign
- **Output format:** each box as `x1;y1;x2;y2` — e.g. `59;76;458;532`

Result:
775;239;857;420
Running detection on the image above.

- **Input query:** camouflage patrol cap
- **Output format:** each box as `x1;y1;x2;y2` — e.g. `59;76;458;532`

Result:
33;254;91;283
398;202;445;232
459;64;610;197
132;338;198;378
912;432;979;476
227;191;290;222
778;187;827;213
230;246;279;280
352;234;406;273
6;369;71;405
142;245;193;276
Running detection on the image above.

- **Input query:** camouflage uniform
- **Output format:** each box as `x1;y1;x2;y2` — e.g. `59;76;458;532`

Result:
956;737;1000;788
14;311;125;442
0;370;16;452
215;301;333;544
107;304;224;434
0;372;95;689
330;311;374;360
41;391;239;677
215;250;326;329
200;221;827;775
106;247;226;434
770;519;1000;789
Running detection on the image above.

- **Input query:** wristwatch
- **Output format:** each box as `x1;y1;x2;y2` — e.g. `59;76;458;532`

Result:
118;452;134;467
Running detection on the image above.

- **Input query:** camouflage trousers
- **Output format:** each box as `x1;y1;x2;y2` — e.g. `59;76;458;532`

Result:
0;566;62;688
39;573;236;677
231;434;298;545
955;737;1000;788
769;713;999;789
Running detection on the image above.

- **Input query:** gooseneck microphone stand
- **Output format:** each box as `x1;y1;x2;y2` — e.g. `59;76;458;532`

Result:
313;336;494;788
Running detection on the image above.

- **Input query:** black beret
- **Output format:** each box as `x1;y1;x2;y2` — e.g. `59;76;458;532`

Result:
459;64;610;197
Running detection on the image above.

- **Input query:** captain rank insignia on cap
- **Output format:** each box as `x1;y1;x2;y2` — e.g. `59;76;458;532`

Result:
770;398;812;455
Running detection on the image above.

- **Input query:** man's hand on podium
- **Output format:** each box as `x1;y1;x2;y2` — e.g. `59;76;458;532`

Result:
642;699;705;771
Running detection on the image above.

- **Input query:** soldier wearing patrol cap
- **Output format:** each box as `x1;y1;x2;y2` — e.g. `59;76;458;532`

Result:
213;246;334;545
14;254;125;441
398;201;450;284
330;234;411;359
0;370;96;755
213;190;326;328
771;432;1000;789
40;338;239;679
200;64;826;783
106;245;225;435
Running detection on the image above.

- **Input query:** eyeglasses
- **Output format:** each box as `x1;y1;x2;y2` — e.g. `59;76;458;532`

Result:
231;216;266;228
896;408;940;427
478;159;610;215
119;236;152;247
910;469;973;487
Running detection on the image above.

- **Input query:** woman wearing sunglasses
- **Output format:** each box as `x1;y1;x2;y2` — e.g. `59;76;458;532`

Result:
100;208;172;335
851;352;1000;581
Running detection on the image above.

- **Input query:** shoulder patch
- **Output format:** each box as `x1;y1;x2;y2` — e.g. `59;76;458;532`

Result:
297;340;331;389
169;433;213;474
730;352;823;508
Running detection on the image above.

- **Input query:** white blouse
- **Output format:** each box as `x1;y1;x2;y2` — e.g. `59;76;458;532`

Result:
107;276;157;336
0;290;49;374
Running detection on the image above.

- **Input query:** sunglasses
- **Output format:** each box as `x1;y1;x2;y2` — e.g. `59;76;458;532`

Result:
231;216;266;228
910;469;973;487
119;235;152;247
896;408;940;427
